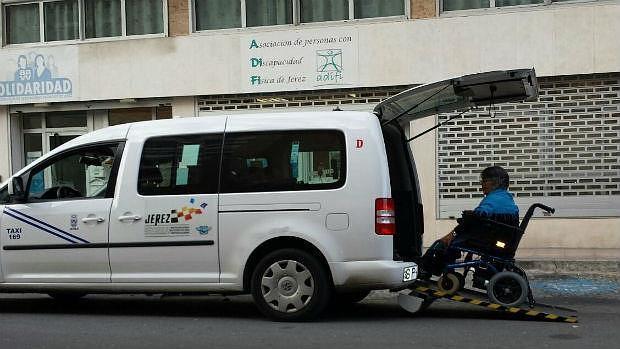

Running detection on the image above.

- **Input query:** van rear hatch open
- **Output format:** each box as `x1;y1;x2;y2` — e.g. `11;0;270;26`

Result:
377;69;539;261
375;69;538;126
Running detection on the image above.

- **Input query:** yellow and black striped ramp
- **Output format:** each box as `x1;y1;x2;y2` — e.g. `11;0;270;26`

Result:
410;286;578;323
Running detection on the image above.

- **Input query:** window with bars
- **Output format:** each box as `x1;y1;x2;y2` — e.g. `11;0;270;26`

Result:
441;0;598;12
193;0;407;31
2;0;165;45
436;73;620;218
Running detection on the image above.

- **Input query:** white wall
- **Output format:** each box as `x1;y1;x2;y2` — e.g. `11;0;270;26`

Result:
0;3;619;105
0;106;9;181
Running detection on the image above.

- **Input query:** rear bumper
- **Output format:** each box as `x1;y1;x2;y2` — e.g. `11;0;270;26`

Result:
329;260;417;290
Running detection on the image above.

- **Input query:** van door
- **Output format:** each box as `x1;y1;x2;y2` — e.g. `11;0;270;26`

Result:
108;125;223;283
0;143;122;283
374;68;538;125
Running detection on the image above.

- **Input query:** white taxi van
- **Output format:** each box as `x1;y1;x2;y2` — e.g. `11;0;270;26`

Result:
0;69;538;320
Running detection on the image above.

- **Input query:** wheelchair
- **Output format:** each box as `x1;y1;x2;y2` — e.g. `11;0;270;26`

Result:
429;203;555;307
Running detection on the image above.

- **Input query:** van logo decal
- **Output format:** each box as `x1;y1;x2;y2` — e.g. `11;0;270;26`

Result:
196;226;211;235
356;139;364;149
2;208;89;244
70;215;79;230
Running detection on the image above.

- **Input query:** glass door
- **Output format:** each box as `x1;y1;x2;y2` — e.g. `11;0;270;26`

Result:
48;133;80;151
20;111;90;170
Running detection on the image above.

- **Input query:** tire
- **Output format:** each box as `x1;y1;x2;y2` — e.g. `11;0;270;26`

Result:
437;272;463;294
251;248;331;321
48;292;87;302
333;290;371;305
487;271;528;307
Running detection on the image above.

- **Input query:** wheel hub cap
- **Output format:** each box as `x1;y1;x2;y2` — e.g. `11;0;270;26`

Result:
278;276;298;296
261;260;315;313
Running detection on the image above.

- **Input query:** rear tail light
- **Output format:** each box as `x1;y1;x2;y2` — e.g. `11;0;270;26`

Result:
375;198;396;235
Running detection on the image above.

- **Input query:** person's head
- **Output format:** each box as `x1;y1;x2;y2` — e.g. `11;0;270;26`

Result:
480;166;510;195
17;55;27;69
35;55;45;68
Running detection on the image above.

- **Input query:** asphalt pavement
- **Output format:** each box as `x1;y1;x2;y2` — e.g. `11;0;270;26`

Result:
0;277;617;349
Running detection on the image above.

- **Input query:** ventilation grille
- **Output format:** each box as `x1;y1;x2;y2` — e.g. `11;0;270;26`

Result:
198;86;409;112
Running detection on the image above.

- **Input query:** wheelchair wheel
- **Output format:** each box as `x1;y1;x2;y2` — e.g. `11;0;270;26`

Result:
487;271;528;307
437;272;464;294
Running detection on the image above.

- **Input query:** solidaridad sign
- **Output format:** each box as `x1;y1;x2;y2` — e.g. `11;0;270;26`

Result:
241;28;359;93
0;47;77;105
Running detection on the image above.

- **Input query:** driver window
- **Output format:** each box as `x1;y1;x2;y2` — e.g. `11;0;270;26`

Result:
27;144;118;201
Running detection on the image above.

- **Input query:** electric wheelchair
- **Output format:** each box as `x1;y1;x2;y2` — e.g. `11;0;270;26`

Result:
426;203;555;307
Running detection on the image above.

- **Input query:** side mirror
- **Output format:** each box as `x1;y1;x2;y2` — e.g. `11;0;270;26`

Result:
7;177;25;203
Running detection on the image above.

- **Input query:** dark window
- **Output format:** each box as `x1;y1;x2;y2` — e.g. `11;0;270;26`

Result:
221;130;346;193
5;3;40;44
246;0;292;27
138;134;222;196
195;0;241;30
300;0;348;23
354;0;404;19
27;144;119;201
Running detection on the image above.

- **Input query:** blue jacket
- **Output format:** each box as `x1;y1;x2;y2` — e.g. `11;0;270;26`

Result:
451;188;520;246
474;188;519;216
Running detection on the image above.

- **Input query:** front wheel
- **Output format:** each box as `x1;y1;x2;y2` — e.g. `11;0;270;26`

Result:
251;248;331;321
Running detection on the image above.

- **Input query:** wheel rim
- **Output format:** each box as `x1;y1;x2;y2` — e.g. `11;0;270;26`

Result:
438;273;460;294
492;276;523;304
261;260;314;313
440;277;454;291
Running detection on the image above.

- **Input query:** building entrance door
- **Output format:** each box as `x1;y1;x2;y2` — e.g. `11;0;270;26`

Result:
20;112;90;168
47;133;81;151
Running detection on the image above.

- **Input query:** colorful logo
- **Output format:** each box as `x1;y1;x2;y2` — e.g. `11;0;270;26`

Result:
170;206;203;223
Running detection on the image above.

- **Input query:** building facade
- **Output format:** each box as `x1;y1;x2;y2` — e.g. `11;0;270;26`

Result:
0;0;618;260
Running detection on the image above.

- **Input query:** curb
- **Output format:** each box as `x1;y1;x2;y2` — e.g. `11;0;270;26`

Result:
517;260;619;279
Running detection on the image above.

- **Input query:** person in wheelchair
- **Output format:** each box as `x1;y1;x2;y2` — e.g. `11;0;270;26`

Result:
421;166;519;277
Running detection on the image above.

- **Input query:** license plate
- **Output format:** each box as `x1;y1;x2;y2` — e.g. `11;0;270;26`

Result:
403;265;418;282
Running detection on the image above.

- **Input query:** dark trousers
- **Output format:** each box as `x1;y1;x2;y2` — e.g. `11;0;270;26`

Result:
422;240;462;276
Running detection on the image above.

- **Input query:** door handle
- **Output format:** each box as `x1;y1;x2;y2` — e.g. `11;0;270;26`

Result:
82;217;105;223
118;214;142;222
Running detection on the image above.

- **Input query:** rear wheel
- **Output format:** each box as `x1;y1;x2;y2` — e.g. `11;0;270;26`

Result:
487;271;528;307
251;248;331;321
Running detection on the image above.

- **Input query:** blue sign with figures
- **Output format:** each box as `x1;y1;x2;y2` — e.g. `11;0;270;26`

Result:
0;53;72;101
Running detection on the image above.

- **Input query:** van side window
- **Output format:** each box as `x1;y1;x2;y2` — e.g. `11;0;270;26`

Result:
138;134;222;196
27;144;119;201
221;130;345;193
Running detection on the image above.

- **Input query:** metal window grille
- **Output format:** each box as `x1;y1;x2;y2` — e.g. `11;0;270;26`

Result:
437;73;620;218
